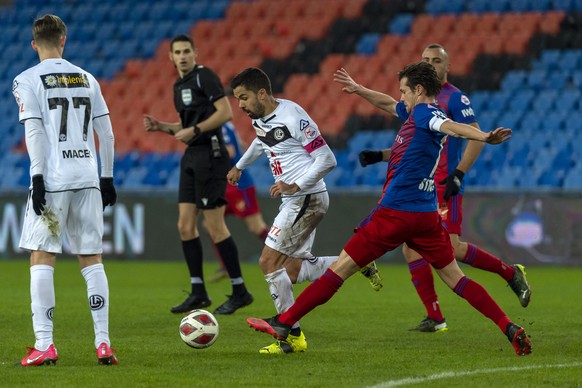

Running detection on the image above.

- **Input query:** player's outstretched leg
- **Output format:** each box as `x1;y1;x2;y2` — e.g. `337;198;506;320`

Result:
508;264;531;307
247;315;291;340
359;261;383;291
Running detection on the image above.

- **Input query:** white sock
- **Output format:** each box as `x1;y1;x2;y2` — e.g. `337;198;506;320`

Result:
264;268;300;329
31;265;55;351
81;263;110;348
297;256;338;283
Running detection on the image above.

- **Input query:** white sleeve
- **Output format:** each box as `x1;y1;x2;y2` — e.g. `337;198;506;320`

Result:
13;76;42;123
24;118;46;177
429;115;450;132
295;144;337;190
93;114;115;177
235;139;263;170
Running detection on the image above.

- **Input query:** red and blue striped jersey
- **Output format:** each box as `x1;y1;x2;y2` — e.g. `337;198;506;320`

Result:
378;102;448;212
434;82;478;193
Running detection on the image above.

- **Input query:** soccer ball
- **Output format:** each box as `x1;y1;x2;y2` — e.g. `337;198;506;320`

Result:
179;309;220;349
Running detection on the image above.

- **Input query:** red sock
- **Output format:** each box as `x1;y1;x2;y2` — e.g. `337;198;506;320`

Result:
463;244;514;282
259;227;269;241
279;269;343;326
453;276;511;333
409;259;443;321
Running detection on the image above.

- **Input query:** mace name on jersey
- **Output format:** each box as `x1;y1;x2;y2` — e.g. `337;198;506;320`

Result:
13;58;109;192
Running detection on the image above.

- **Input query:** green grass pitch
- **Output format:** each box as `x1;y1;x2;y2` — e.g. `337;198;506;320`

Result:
1;259;581;387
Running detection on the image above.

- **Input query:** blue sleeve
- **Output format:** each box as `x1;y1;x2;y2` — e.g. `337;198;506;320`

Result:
413;104;449;132
396;101;409;121
448;91;477;124
412;104;432;130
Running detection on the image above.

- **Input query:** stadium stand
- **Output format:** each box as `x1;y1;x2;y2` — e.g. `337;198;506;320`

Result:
1;0;581;191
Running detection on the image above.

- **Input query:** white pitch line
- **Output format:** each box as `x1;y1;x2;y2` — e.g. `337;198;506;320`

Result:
368;362;582;387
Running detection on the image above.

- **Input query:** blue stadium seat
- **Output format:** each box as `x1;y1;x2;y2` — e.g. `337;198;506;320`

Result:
500;70;527;91
491;167;522;188
485;91;511;111
435;0;465;13
526;70;548;90
558;50;582;71
143;169;169;186
507;144;532;169
121;167;148;189
533;50;560;71
519;112;544;131
533;89;558;111
470;167;493;187
389;14;414;34
356;33;381;55
164;167;181;188
0;167;25;189
551;0;575;11
515;170;541;189
206;0;229;19
508;0;552;10
551;147;574;169
476;112;498;133
497;112;522;130
539;169;564;187
571;71;582;88
323;165;343;189
563;167;582;189
508;90;535;111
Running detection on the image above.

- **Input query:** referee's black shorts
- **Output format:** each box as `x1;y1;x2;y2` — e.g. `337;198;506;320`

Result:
178;145;229;209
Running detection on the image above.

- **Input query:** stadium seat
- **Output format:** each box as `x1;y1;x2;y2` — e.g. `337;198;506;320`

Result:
389;14;414;35
356;33;381;55
509;90;535;111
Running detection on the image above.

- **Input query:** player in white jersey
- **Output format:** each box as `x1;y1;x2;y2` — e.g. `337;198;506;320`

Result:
228;67;382;355
12;14;118;366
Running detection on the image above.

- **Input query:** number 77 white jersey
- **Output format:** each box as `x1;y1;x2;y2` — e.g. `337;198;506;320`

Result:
12;58;109;191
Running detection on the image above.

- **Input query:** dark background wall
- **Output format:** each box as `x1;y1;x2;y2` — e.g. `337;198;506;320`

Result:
1;192;580;266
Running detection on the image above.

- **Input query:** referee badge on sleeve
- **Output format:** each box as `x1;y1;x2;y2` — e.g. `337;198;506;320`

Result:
181;89;192;105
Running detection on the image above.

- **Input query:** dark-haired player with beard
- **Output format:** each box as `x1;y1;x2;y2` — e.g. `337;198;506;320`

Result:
229;67;383;355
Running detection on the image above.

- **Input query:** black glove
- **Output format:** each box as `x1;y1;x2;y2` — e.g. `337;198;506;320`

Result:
359;150;383;167
31;174;46;216
100;177;117;209
439;169;465;201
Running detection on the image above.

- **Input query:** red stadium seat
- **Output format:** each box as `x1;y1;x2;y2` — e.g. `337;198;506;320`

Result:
539;11;565;34
319;54;347;76
410;14;434;36
341;0;366;19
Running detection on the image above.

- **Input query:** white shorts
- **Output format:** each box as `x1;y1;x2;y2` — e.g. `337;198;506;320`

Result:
266;191;329;258
19;188;104;255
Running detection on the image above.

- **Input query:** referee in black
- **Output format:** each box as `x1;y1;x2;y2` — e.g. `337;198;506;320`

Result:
144;34;253;315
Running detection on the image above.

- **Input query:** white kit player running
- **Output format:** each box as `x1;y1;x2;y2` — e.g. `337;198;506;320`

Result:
12;14;118;366
228;67;382;355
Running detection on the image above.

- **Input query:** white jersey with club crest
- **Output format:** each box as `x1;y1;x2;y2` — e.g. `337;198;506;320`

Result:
13;58;109;191
250;98;328;195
